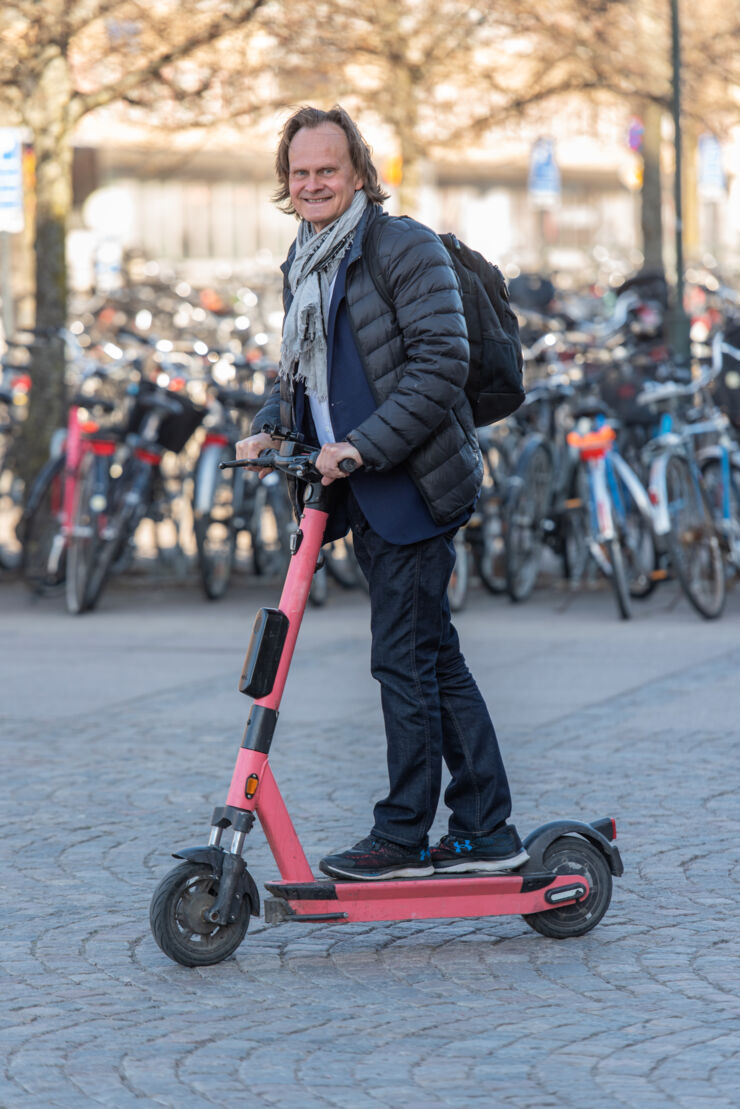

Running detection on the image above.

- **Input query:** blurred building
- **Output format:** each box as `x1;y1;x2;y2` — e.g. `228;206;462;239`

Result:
66;97;738;291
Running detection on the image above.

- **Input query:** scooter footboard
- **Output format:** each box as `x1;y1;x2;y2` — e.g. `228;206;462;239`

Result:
263;872;590;925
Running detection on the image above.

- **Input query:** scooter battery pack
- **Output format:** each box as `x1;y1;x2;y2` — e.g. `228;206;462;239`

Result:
239;608;290;698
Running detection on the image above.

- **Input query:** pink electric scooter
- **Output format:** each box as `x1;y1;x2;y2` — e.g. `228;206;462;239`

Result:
149;431;623;967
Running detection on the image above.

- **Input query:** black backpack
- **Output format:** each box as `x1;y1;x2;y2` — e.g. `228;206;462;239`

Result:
365;217;525;426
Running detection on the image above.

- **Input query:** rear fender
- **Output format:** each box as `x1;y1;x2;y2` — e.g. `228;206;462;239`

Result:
522;819;624;877
173;845;260;916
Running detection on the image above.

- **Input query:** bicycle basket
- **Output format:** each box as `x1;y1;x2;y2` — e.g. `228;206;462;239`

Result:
128;381;205;453
598;358;658;426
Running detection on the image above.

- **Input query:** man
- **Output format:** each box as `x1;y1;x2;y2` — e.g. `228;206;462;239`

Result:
237;105;528;881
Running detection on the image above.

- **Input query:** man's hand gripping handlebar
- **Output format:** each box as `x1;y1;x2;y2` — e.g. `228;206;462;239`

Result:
230;423;363;485
220;448;358;483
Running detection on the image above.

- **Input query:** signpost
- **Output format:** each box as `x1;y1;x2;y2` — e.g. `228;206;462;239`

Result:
0;128;25;341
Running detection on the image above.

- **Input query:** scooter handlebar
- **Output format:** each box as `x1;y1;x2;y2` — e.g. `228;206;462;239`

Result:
219;449;359;479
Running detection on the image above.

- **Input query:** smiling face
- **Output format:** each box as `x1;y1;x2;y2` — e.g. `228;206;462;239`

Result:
288;123;364;232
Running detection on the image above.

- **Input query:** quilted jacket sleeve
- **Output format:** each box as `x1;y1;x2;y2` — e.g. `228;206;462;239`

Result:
346;219;470;470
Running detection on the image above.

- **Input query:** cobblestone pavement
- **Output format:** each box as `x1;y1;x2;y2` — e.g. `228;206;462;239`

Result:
2;576;739;1109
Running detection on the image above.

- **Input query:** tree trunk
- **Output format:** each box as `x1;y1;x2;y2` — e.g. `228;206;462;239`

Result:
640;99;664;276
19;53;73;489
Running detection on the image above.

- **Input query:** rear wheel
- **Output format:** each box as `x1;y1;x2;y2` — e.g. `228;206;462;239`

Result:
149;862;250;967
665;454;725;619
522;836;612;939
20;454;66;593
505;444;553;602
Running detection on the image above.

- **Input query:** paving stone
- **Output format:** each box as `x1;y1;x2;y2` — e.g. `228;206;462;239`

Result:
3;580;740;1107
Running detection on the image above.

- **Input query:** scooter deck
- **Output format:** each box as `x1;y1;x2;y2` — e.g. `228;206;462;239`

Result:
263;871;589;925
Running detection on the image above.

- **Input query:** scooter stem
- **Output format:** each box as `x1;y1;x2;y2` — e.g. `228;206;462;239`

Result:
223;486;330;880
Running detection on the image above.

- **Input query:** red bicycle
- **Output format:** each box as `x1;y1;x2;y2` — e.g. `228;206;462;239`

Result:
19;347;121;599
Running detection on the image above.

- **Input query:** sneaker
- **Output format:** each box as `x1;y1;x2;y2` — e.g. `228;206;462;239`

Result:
431;825;529;873
319;835;434;881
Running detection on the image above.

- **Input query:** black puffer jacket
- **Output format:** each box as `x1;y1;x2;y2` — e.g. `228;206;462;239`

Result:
253;204;483;526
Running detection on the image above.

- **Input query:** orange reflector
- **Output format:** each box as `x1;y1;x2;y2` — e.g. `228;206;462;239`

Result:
245;773;259;799
79;420;100;434
650;568;669;581
567;426;615;458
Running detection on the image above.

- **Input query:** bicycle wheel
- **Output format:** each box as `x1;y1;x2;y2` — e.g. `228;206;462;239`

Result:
76;459;146;613
609;456;657;600
505;444;553;602
66;451;105;614
447;530;470;612
251;476;293;578
323;538;364;589
700;456;740;575
559;463;590;586
308;563;329;606
20;454;66;593
193;454;242;600
605;536;632;620
665;454;725;619
472;496;507;594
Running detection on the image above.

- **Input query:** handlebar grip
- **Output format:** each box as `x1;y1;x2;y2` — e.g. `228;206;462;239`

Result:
339;457;358;474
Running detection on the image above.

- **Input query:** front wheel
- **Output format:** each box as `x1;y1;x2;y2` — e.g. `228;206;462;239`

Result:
522;836;613;939
66;451;107;614
606;536;632;620
149;862;250;967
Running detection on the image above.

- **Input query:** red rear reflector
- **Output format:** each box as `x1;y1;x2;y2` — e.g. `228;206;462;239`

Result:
610;819;617;841
134;447;162;465
91;440;117;457
204;433;229;447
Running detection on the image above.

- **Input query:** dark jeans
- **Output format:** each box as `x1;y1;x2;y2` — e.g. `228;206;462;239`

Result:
346;492;512;847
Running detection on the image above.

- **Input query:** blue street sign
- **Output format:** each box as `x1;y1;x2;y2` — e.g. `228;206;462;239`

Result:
0;128;24;233
529;138;560;207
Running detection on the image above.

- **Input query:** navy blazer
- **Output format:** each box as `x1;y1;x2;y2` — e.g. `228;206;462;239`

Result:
297;251;465;545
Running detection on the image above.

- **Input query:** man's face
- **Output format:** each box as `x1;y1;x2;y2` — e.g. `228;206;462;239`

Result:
288;123;364;232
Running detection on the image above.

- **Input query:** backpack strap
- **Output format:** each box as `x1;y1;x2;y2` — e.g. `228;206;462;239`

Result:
362;213;411;311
